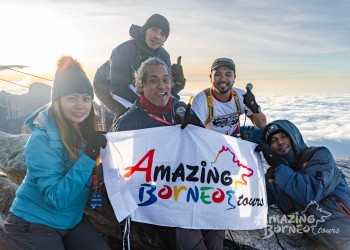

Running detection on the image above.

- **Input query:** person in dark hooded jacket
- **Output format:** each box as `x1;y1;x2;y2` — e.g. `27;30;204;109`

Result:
93;59;128;117
93;14;186;125
255;120;350;250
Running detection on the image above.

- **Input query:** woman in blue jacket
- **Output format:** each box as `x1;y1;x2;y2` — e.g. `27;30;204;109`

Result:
256;120;350;250
3;56;110;249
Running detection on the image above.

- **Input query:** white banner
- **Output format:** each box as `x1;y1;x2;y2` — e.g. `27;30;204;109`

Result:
101;125;267;230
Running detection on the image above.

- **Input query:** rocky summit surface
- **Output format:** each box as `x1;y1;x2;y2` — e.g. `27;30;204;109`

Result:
0;83;51;134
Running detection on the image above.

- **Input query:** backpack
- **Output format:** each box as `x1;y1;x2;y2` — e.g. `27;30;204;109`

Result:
266;147;321;179
295;147;322;172
202;88;243;126
191;88;261;143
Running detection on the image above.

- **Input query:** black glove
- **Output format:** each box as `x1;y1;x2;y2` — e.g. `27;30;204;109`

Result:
171;56;185;83
243;86;260;113
174;105;186;124
255;141;282;168
85;131;107;160
181;103;204;129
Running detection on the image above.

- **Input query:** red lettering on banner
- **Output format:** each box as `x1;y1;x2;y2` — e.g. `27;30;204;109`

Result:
212;188;225;203
123;149;155;182
158;185;172;199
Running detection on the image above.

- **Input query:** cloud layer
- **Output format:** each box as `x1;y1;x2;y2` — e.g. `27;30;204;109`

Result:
181;91;350;157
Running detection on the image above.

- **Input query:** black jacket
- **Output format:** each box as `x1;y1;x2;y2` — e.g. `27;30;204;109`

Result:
115;97;187;132
109;25;172;104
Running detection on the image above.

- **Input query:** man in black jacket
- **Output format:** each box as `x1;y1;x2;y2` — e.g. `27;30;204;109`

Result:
93;14;185;128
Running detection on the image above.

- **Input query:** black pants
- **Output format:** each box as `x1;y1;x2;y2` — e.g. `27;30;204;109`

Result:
175;228;225;250
3;213;111;250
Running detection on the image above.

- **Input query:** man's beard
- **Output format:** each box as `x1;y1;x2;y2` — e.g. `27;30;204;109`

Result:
214;84;231;94
218;88;231;94
214;81;233;94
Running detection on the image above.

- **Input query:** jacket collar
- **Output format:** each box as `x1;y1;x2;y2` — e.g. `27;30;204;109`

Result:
24;104;61;142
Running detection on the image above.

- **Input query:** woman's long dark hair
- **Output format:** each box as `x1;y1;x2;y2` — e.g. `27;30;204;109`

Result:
50;100;99;161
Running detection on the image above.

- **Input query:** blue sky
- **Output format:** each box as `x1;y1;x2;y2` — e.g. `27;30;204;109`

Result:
0;0;349;94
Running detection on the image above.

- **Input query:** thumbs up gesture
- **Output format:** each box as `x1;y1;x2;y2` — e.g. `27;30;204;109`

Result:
181;103;204;129
171;56;185;83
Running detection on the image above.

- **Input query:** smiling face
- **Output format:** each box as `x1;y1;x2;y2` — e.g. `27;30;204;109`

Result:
60;93;92;128
144;27;167;50
141;64;171;107
210;66;236;99
270;132;293;156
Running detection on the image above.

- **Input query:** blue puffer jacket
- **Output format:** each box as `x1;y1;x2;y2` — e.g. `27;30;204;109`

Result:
10;105;96;229
262;120;350;250
109;25;172;104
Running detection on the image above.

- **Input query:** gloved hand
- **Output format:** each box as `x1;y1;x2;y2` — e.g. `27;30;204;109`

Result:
255;141;282;168
181;103;204;129
174;105;186;124
243;86;260;113
171;56;185;83
85;131;107;160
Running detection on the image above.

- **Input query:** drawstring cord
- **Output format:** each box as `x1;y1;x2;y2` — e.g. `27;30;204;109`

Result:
122;216;131;250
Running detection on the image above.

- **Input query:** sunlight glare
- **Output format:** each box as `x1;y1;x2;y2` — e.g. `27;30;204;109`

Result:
1;4;81;76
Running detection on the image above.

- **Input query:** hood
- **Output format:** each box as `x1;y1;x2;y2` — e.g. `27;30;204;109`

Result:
129;24;164;59
24;104;61;142
25;104;49;130
261;120;308;159
129;24;144;41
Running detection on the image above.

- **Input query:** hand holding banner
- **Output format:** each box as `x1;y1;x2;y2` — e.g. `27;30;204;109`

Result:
101;125;267;229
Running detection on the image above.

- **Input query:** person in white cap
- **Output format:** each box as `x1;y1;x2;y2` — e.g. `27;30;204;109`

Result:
191;57;266;137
